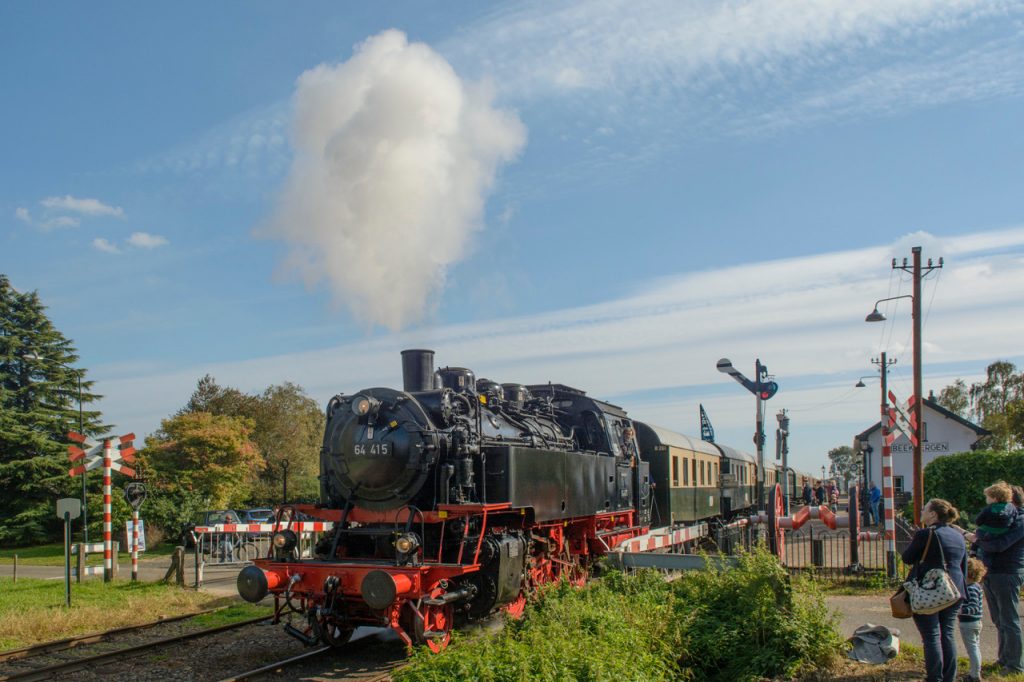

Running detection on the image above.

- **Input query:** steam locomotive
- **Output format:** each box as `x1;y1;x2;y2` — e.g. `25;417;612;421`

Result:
236;350;806;650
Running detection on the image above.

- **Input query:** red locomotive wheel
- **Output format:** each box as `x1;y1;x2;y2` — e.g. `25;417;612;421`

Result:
767;483;785;560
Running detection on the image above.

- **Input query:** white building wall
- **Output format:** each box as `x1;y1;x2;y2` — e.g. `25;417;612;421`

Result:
861;404;982;499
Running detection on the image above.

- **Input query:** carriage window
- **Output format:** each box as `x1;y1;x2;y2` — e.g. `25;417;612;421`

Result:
672;456;679;487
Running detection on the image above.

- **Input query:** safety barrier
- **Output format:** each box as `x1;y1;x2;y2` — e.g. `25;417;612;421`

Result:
190;522;333;587
71;541;120;581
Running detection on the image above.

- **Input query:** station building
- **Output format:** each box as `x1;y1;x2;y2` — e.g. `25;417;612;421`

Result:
853;396;989;502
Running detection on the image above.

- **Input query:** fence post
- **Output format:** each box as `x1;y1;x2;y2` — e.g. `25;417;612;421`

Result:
194;536;201;589
12;554;16;583
76;544;84;584
175;546;185;587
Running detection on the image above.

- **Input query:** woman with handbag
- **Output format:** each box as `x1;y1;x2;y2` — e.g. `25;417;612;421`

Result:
901;498;968;682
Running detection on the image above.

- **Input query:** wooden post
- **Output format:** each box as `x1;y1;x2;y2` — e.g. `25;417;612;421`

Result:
76;544;84;584
175;546;186;587
12;554;16;583
112;541;120;580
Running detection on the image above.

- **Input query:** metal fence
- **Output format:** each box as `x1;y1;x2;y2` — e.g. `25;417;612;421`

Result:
192;528;329;567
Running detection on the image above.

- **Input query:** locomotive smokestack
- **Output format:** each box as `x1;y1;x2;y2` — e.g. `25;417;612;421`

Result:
401;349;435;392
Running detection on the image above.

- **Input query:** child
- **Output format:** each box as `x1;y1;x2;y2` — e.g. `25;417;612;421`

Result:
959;557;987;682
975;481;1018;539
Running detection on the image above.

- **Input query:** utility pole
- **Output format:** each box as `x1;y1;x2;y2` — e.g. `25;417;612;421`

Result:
873;352;898;577
892;247;942;525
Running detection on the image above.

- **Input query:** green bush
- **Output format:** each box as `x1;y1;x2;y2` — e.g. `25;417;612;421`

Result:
923;449;1024;524
394;549;842;682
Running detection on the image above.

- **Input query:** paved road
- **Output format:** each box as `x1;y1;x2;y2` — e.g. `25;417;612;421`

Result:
3;555;244;596
828;593;1024;662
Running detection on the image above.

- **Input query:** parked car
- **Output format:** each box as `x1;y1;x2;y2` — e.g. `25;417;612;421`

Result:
242;508;274;524
180;509;242;548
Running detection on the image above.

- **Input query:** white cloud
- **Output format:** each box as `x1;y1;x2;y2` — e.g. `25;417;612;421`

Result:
92;238;121;254
92;225;1024;472
448;0;1019;99
40;195;124;218
39;216;81;231
127;232;169;249
262;29;526;331
15;207;30;223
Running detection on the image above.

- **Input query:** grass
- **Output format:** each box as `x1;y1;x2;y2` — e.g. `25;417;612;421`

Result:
0;542;178;566
0;577;269;650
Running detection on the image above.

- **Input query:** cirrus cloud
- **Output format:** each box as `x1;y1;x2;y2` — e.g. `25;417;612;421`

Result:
127;232;169;249
41;195;124;218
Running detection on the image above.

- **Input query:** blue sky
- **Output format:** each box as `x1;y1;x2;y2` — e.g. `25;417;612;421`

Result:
3;1;1024;474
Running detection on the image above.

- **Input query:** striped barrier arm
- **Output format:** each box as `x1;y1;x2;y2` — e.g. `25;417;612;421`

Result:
614;523;708;553
193;522;334;533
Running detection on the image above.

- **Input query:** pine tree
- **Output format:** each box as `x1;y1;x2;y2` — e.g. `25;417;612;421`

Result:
0;275;105;545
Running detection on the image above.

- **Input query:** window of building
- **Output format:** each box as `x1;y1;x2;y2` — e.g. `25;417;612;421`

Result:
894;476;905;493
922;422;928;442
672;456;679;487
700;461;705;486
692;459;697;487
683;458;689;485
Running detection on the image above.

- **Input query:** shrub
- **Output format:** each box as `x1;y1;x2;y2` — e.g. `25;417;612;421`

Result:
394;549;843;682
923;449;1024;524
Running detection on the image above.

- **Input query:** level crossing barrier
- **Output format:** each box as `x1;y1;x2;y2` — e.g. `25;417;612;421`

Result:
191;521;333;587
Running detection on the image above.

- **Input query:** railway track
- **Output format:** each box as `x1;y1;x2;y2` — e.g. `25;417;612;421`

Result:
217;628;407;682
0;615;269;681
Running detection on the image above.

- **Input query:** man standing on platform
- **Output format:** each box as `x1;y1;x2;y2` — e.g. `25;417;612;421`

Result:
869;482;881;525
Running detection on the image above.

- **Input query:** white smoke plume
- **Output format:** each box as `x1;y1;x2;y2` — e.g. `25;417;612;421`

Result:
264;30;527;330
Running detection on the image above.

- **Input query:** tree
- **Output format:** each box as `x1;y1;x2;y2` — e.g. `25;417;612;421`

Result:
935;362;1024;451
827;446;858;488
0;275;105;545
937;379;969;418
141;412;263;512
178;376;324;504
969;361;1024;450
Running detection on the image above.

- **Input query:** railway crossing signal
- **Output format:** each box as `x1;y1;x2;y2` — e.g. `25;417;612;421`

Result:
884;392;918;447
67;431;137;582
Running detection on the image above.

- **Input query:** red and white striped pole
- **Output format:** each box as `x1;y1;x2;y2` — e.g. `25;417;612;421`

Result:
131;507;139;581
103;439;113;583
880;364;897;579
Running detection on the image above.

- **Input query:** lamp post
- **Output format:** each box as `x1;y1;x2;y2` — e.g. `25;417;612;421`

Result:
867;248;942;526
22;352;88;543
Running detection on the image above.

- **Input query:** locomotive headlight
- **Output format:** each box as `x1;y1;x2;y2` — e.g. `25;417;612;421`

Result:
394;532;420;555
351;395;380;417
272;530;297;553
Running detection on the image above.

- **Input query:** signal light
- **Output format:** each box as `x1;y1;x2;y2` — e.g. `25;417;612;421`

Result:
759;381;778;400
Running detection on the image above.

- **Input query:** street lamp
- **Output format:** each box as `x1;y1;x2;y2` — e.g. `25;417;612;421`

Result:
865;294;913;323
866;288;926;525
854;375;876;388
22;352;87;543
